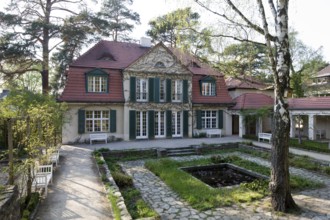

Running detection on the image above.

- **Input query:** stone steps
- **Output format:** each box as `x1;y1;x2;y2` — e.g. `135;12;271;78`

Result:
161;146;199;157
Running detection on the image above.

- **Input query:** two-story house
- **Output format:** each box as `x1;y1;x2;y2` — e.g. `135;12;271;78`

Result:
59;40;234;143
306;64;330;97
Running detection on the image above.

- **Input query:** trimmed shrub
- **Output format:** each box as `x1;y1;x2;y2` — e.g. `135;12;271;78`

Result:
112;171;133;188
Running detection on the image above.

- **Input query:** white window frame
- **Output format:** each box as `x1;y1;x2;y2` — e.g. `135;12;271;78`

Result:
160;79;166;102
155;111;166;138
172;111;182;137
85;110;109;132
172;80;182;102
201;110;217;129
201;82;216;96
87;76;107;92
136;78;148;101
136;111;148;139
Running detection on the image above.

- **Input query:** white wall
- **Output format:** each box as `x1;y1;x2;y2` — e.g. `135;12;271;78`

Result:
62;104;124;144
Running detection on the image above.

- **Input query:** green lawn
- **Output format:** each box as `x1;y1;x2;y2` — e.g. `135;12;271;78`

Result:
145;156;324;211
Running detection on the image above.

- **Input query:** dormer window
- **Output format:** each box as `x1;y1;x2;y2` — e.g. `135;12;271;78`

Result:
155;61;165;68
190;61;200;68
85;69;109;93
98;52;116;61
200;76;216;96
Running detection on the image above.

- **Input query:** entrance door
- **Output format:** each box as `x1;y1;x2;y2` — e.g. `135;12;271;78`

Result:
136;111;147;139
232;115;239;135
172;111;182;137
155;111;166;138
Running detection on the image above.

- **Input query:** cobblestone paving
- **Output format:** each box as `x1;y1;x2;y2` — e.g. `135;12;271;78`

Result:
121;153;330;220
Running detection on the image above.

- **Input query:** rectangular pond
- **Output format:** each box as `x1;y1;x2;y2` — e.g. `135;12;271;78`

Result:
181;163;268;188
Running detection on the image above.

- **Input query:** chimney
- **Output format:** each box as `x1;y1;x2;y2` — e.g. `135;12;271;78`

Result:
140;37;151;47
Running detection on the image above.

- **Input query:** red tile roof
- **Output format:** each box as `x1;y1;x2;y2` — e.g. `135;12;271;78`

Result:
230;93;273;110
288;97;330;110
225;76;271;90
192;75;234;105
71;40;151;69
59;68;125;103
316;64;330;77
60;40;234;104
168;47;223;76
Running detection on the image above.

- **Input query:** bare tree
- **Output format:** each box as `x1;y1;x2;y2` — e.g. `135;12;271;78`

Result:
194;0;297;211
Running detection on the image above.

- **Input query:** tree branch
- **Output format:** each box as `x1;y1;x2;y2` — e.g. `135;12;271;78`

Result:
256;0;277;73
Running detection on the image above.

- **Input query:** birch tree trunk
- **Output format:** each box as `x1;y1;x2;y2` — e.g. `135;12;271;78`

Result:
268;0;298;211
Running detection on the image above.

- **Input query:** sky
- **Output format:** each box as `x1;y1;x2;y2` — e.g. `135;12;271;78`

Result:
0;0;330;61
131;0;330;62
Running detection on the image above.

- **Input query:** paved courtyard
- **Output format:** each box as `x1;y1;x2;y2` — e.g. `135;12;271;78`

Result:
121;153;330;220
32;137;330;219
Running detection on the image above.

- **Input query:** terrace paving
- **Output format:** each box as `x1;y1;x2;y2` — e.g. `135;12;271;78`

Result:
31;137;330;219
121;153;330;220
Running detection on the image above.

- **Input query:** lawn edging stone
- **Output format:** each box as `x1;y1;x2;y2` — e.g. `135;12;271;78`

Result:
97;154;132;220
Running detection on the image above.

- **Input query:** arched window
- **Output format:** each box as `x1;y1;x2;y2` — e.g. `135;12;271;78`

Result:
155;61;165;68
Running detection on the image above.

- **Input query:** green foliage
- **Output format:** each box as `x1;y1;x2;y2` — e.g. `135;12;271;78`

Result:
20;192;40;220
0;89;67;153
290;175;324;190
242;134;258;141
111;171;133;188
289;139;330;153
146;7;214;61
97;0;140;42
210;155;226;164
323;167;330;175
217;42;271;81
241;179;269;194
122;188;158;219
145;158;268;210
289;31;328;97
107;186;121;220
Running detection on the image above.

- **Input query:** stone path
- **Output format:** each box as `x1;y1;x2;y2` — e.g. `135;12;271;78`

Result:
121;153;330;220
35;145;113;220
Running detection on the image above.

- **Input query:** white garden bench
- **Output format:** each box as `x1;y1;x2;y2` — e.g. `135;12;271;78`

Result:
258;133;272;143
90;133;107;145
32;164;53;197
206;129;222;138
49;149;60;167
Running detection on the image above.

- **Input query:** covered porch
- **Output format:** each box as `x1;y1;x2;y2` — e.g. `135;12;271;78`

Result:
288;97;330;140
229;93;274;138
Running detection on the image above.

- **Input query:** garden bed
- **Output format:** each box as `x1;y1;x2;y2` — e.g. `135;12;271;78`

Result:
145;155;324;211
94;149;159;220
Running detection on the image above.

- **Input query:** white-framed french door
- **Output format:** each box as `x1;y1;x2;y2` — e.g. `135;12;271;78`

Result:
172;111;182;137
155;111;166;138
136;111;148;139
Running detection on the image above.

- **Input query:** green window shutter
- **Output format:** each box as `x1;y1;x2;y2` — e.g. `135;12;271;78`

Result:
130;77;136;102
218;110;224;129
110;110;116;133
148;78;154;102
183;80;188;103
148;110;155;139
78;109;85;134
154;78;160;103
196;110;202;129
183;110;189;137
166;110;172;138
129;110;136;140
166;79;172;103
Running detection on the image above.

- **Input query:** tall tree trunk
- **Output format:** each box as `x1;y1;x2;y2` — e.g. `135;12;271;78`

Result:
41;0;51;95
269;0;298;212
